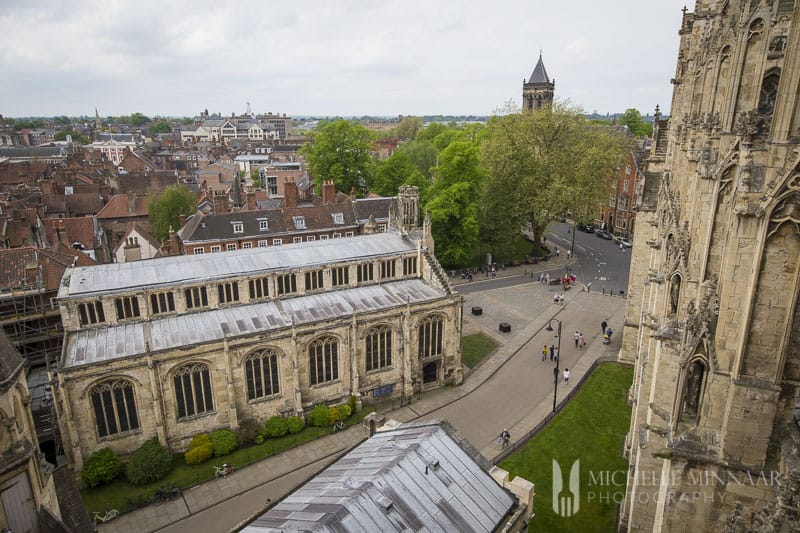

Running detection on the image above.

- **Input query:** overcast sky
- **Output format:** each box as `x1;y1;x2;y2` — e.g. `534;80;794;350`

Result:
0;0;690;119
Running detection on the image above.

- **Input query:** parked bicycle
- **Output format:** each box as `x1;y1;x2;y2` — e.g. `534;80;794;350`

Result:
332;421;346;432
213;463;235;479
91;509;119;531
152;484;181;505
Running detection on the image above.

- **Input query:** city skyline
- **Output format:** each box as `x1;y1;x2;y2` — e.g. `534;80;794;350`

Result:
1;0;688;118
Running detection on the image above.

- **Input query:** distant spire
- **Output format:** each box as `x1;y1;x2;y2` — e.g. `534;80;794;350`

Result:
529;54;550;84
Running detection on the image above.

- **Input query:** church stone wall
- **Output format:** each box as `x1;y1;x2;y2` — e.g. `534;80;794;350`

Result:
620;1;800;530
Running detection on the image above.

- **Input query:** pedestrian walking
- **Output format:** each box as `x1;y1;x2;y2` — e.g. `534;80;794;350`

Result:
542;344;549;361
556;248;560;257
606;327;613;341
553;346;559;362
550;344;555;361
574;331;580;348
579;332;585;348
563;368;570;384
566;249;572;259
499;429;511;448
601;320;608;334
545;273;550;284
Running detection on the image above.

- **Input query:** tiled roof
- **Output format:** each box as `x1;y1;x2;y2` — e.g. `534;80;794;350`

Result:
0;245;94;292
43;217;96;249
353;196;394;222
0;328;24;392
96;194;150;219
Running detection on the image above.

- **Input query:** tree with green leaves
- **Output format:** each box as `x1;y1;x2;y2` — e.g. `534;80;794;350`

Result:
617;108;653;137
53;130;89;144
391;116;422;141
398;139;438;179
480;103;630;258
150;119;172;134
299;119;375;196
426;140;485;267
129;112;150;126
147;186;197;242
373;151;428;198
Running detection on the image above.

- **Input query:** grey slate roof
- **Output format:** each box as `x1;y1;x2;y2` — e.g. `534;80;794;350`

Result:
63;279;444;367
353;197;394;223
243;420;516;533
528;54;550;84
59;232;419;298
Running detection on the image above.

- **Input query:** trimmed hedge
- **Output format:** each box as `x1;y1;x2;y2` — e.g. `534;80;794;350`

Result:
263;416;289;438
209;429;238;457
308;405;331;427
81;448;123;488
185;444;213;465
287;415;305;434
125;438;172;486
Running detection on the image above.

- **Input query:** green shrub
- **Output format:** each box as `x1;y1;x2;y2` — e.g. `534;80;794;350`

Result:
287;415;305;434
209;429;238;456
236;418;261;447
348;394;357;414
187;434;212;451
263;416;289;438
81;448;123;488
337;404;352;419
308;405;331;427
184;443;214;465
125;438;172;486
328;406;342;425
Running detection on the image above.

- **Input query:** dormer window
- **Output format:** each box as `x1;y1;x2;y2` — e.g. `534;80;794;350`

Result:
258;219;269;231
293;216;306;229
332;212;344;224
232;222;243;234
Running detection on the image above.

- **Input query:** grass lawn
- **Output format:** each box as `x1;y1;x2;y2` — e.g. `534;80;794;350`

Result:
82;408;372;515
499;363;633;532
461;333;499;369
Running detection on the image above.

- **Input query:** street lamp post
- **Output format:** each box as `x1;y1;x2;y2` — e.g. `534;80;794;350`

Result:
546;318;563;413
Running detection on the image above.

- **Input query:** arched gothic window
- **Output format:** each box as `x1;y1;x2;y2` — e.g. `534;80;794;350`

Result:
758;69;781;117
90;379;139;438
309;337;339;386
244;349;280;400
366;326;392;372
173;363;213;418
418;315;444;359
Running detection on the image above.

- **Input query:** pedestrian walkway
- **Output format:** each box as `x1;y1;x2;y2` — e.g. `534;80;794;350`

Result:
105;264;628;533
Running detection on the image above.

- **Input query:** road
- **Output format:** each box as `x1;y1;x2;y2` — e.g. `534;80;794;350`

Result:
545;222;630;296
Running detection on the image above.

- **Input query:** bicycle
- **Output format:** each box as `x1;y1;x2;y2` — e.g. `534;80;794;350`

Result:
213;463;234;479
91;509;119;531
152;484;181;505
332;421;346;432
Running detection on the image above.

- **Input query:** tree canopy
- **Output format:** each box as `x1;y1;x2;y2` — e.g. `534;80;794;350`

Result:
299;119;375;196
617;108;653;137
148;186;197;243
150;120;172;134
53;130;89;144
480;103;631;259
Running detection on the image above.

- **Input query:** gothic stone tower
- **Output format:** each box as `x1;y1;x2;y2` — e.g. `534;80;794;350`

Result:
522;53;554;112
620;1;800;531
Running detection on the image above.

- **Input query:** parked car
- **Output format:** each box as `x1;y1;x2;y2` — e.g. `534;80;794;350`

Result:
614;235;633;247
577;223;595;233
595;229;612;239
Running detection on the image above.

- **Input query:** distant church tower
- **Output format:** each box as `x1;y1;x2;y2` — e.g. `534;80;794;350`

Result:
522;53;554;111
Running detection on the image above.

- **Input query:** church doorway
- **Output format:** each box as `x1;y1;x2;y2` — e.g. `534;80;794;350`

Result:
422;362;439;384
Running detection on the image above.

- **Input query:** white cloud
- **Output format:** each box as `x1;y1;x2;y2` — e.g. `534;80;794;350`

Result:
0;0;688;117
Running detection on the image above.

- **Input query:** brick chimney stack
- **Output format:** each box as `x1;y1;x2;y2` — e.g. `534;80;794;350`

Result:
246;190;257;211
127;191;136;215
284;177;298;208
213;189;228;214
322;180;336;205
